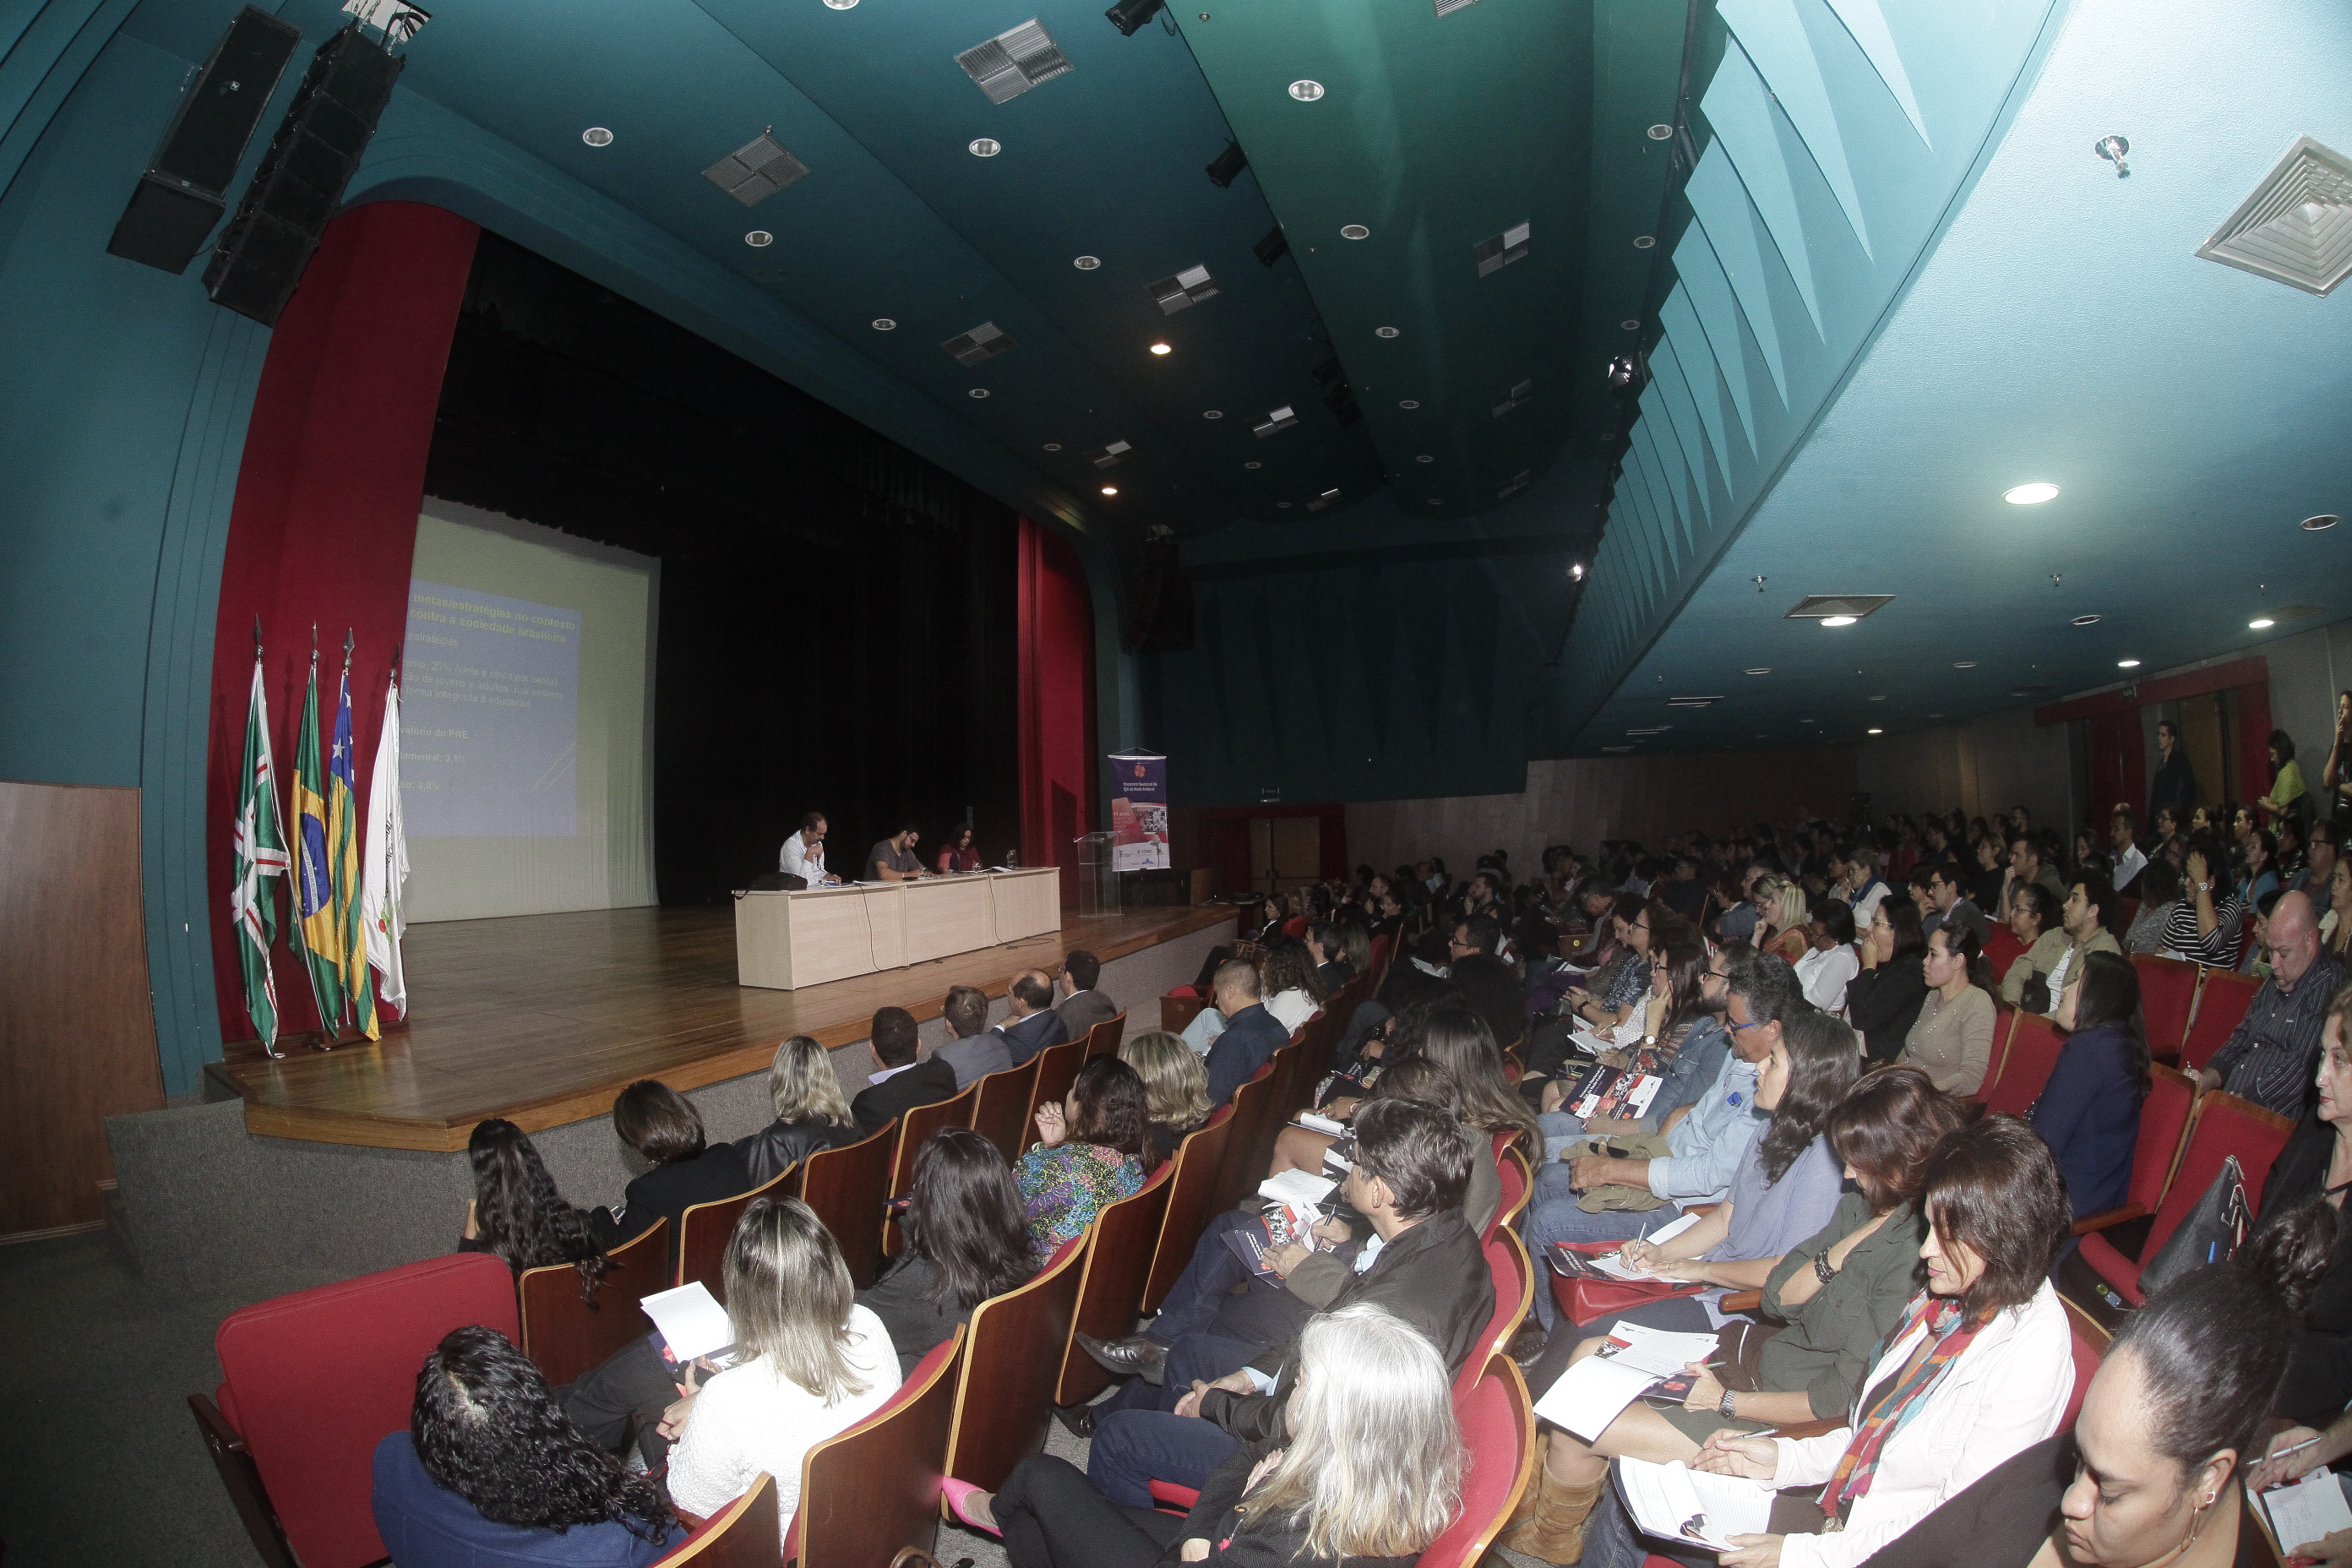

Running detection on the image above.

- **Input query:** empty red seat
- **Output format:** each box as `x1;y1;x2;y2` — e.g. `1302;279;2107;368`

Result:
2132;955;2201;1061
2181;969;2260;1071
1983;1013;2066;1118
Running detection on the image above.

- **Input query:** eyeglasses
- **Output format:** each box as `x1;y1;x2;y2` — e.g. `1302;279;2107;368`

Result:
1727;1017;1764;1032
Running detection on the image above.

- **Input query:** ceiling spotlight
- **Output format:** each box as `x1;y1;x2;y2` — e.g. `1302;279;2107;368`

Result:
1104;0;1164;35
1043;442;1061;450
1744;667;1770;675
1606;354;1642;389
967;388;989;398
1398;399;1419;409
1953;661;1977;668
1148;341;1172;355
1073;254;1102;270
2118;659;2142;668
1569;563;1587;580
744;230;773;247
2303;514;2341;531
1867;727;1884;735
1288;79;1325;101
1820;615;1858;628
2251;617;2277;629
1202;409;1222;419
1100;484;1119;495
1244;460;1260;469
2004;482;2061;504
1375;325;1400;338
1632;234;1656;248
822;0;857;8
968;138;1001;157
582;127;614;146
1620;318;1641;330
2071;613;2102;626
871;318;896;329
1646;122;1674;140
1415;455;1433;463
1340;224;1369;240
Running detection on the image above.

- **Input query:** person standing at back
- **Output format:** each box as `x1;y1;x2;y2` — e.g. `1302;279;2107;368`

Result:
2149;718;2198;832
1054;950;1118;1040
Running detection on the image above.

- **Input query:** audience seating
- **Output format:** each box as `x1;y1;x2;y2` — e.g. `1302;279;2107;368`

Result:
1025;1034;1088;1132
2180;968;2260;1070
940;1228;1090;1492
1982;1011;2065;1119
1055;1162;1178;1406
656;1469;778;1568
1984;925;2026;976
2074;1063;2201;1240
2132;955;2201;1061
1461;1231;1533;1400
1970;1004;2021;1108
520;1216;667;1386
1081;1010;1128;1061
885;1083;980;1256
1213;1059;1285;1214
1493;1144;1533;1239
784;1330;963;1568
794;1123;896;1290
1418;1352;1538;1568
2059;1300;2110;1430
1159;985;1211;1037
2074;1090;2295;1305
968;1057;1041;1164
1141;1102;1239;1313
677;1166;794;1294
189;1251;520;1568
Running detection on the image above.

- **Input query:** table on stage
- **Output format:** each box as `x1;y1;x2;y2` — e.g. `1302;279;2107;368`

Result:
732;866;1062;989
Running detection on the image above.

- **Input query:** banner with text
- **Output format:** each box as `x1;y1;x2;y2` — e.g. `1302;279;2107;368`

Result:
1108;752;1168;871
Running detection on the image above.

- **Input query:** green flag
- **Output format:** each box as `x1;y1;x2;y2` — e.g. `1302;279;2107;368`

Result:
231;652;291;1052
291;650;347;1032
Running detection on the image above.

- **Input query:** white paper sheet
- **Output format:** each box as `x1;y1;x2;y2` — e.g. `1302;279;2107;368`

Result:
1533;1354;1663;1441
1258;1169;1338;1206
1295;1111;1346;1135
638;1282;735;1362
1617;1458;1774;1552
1598;1321;1719;1378
2261;1471;2352;1553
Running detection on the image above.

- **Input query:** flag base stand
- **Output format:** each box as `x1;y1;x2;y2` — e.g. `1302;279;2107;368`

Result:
305;1016;406;1051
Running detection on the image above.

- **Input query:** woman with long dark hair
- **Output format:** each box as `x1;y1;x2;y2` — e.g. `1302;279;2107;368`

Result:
1845;898;1930;1064
1015;1057;1152;1258
857;1128;1036;1372
934;823;982;874
459;1119;607;1304
2164;831;2246;968
373;1325;676;1567
1903;923;1999;1095
2035;950;2152;1218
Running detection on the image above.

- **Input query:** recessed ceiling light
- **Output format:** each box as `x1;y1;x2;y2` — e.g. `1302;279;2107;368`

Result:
1929;713;1944;719
1398;399;1419;410
1100;485;1118;496
1428;498;1443;504
1415;455;1433;463
1953;661;1977;669
1288;79;1325;101
871;318;896;329
1820;615;1858;628
1202;409;1222;419
1148;341;1172;356
2118;659;2142;668
1632;234;1656;248
1073;254;1102;270
1340;224;1369;240
2003;482;2061;504
1799;717;1816;723
1043;442;1061;451
1569;563;1586;580
1647;122;1674;140
1867;727;1884;735
1868;694;1886;701
2251;617;2277;629
1244;460;1260;469
744;230;773;247
582;127;614;146
1744;667;1770;675
1277;501;1293;509
822;0;856;8
968;138;1001;157
967;388;989;398
2071;613;2102;626
2302;514;2340;531
1375;325;1400;338
1620;319;1641;330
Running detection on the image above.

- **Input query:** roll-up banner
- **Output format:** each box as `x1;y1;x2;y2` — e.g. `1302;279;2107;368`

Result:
1108;752;1168;871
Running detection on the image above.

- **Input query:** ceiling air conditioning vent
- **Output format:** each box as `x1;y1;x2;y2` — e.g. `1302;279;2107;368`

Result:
1666;696;1722;709
1253;406;1298;438
1146;264;1219;314
2273;602;2329;622
1785;594;1893;620
1474;221;1530;276
956;19;1071;105
1601;744;1636;753
2195;135;2352;297
1088;439;1133;469
2006;683;2054;700
941;321;1016;368
1498;469;1533;499
1492;378;1533;417
704;130;808;206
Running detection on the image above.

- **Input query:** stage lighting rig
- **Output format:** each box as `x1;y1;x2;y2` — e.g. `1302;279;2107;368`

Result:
1105;0;1165;35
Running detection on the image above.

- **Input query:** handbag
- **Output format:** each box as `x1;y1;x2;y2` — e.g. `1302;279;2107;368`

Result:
1549;1241;1707;1325
2137;1155;2251;1298
1713;1318;1783;1394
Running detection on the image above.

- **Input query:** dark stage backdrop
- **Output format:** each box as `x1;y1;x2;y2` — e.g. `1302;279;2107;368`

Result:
422;233;1021;906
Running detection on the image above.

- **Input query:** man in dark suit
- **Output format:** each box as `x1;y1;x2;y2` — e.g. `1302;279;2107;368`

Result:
932;983;1011;1089
850;1005;959;1139
1203;959;1290;1106
1305;922;1350;996
991;969;1070;1066
1054;949;1119;1042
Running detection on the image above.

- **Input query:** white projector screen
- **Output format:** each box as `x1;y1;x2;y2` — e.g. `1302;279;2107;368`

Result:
400;499;657;922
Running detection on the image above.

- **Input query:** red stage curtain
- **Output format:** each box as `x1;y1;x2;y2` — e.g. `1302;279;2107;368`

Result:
204;202;480;1042
1016;520;1096;906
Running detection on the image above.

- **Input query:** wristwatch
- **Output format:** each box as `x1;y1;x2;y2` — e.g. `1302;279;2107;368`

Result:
1719;1387;1739;1418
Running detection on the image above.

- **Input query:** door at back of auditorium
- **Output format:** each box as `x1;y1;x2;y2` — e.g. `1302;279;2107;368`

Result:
1248;816;1320;900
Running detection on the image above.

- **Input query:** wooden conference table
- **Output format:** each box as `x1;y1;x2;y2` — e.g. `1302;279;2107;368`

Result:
733;866;1062;989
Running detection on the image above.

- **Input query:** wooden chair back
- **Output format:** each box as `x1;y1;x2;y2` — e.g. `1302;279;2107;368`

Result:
2060;1299;2110;1431
1418;1353;1538;1568
787;1329;964;1568
1493;1145;1533;1239
941;1233;1091;1491
652;1470;779;1567
1213;1059;1283;1214
2181;968;2262;1070
1083;1010;1128;1061
2148;1090;2294;1260
793;1123;896;1289
1983;1012;2066;1119
520;1217;667;1387
885;1083;979;1256
2133;1063;2202;1211
1025;1036;1088;1130
677;1166;795;1293
1056;1162;1178;1405
1160;987;1211;1037
1458;1229;1532;1400
2132;954;2202;1059
1141;1103;1237;1313
968;1057;1041;1164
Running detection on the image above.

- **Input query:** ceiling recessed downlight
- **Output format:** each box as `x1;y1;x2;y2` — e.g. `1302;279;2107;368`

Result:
744;230;773;247
1099;485;1118;496
822;0;857;8
967;388;988;398
1375;325;1400;338
2303;514;2341;531
2251;618;2277;629
1953;661;1978;669
1820;615;1858;628
2003;482;2061;504
1202;409;1222;419
1620;319;1641;330
582;127;614;146
1244;460;1260;469
1288;79;1324;101
1148;341;1172;355
2071;614;2102;626
1745;667;1770;675
1570;563;1586;580
1398;399;1419;410
2118;659;2142;668
968;138;1001;156
1073;254;1101;270
1340;224;1369;240
1632;234;1656;248
871;318;896;330
1867;727;1884;735
1043;442;1061;451
1647;122;1674;140
1415;455;1433;463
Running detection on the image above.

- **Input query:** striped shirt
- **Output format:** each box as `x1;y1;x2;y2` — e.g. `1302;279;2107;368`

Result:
2206;951;2345;1119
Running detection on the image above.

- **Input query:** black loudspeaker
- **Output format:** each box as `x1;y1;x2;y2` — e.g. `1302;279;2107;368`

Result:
204;24;403;325
106;6;300;273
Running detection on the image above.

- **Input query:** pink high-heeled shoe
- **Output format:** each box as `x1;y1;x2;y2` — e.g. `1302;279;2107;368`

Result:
941;1478;1000;1537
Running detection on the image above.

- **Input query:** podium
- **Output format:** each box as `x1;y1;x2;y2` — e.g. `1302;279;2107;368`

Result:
733;868;1061;990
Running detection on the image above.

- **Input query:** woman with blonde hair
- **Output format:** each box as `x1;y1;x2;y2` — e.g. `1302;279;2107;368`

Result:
662;1197;901;1544
1762;875;1812;964
738;1035;859;1187
952;1300;1463;1568
1120;1030;1211;1161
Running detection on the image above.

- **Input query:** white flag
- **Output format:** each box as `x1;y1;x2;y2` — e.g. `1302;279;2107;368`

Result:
360;672;409;1017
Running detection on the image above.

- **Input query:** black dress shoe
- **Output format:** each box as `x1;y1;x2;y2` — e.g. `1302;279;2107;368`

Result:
1075;1332;1168;1386
1507;1320;1551;1369
1054;1401;1099;1439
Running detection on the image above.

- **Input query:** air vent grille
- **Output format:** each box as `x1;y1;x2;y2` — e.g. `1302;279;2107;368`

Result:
1666;696;1722;709
1306;487;1342;512
1475;221;1530;276
956;19;1071;105
1784;594;1893;620
1089;439;1132;470
1492;378;1533;417
2006;684;2054;700
941;321;1015;368
1497;469;1533;499
1145;264;1218;314
1253;406;1298;438
704;131;808;206
2196;135;2352;297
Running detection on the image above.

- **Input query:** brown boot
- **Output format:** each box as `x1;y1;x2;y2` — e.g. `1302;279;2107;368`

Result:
1500;1462;1604;1564
1505;1432;1550;1531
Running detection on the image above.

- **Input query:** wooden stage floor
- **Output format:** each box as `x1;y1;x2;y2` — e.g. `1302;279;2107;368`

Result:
207;901;1233;1152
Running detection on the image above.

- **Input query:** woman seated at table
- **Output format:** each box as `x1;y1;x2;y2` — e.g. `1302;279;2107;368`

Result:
856;1128;1035;1373
374;1326;677;1568
456;1118;607;1303
2035;951;2150;1220
1903;924;1999;1096
935;823;983;874
1683;1114;2077;1568
1119;1029;1212;1162
1015;1057;1152;1259
737;1035;861;1188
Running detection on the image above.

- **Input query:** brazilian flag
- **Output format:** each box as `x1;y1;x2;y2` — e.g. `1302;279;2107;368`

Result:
291;654;346;1031
327;653;378;1039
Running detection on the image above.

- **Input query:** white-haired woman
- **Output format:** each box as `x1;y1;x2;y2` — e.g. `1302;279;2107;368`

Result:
737;1036;860;1188
943;1302;1463;1568
662;1198;901;1544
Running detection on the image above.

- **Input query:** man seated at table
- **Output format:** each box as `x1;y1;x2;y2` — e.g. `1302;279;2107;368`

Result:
990;970;1069;1066
865;822;926;881
780;811;841;886
1055;950;1119;1041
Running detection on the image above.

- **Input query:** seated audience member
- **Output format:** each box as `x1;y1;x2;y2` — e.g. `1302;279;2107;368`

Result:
1660;851;1712;925
374;1326;676;1568
1120;1029;1212;1161
1447;948;1529;1057
1903;923;1999;1096
1332;917;1373;981
1926;861;1992;954
2036;951;2151;1219
953;1303;1462;1568
738;1035;860;1187
663;1199;901;1541
1305;920;1351;994
1509;1064;1960;1565
2331;856;2352;962
1845;899;1930;1064
2001;830;2069;919
587;1081;749;1274
1717;863;1771;946
849;1005;960;1139
2044;873;2124;1012
856;1128;1035;1373
1967;832;2009;916
1259;940;1326;1035
1015;1057;1152;1259
1054;949;1117;1039
934;822;982;874
1839;845;1891;923
2125;857;2184;954
457;1118;607;1302
2249;999;2352;1429
932;984;1011;1089
2298;818;2344;902
1908;865;1941;939
2110;803;2149;890
1565;896;1667;1029
2239;827;2281;910
1082;1098;1491;1505
1520;952;1803;1327
1855;1211;2330;1568
1202;959;1291;1106
1531;933;1729;1155
991;969;1070;1067
2243;887;2284;977
1684;1115;2076;1568
2164;833;2247;969
2198;890;2341;1118
1762;877;1815;965
2000;882;2066;1006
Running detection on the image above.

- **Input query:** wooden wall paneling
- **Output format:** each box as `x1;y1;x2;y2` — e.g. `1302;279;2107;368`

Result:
0;781;166;1235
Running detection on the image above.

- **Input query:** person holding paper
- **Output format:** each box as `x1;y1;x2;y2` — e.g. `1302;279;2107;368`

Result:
1530;929;1727;1165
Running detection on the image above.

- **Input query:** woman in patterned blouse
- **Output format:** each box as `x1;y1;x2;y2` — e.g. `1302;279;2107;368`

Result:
1015;1058;1154;1260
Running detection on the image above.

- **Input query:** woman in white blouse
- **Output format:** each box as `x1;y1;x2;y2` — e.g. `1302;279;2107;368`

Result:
1689;1116;2076;1568
662;1197;901;1544
1258;941;1326;1037
1793;901;1860;1015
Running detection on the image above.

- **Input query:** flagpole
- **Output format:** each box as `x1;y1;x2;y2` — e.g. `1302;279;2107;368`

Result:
288;624;340;1051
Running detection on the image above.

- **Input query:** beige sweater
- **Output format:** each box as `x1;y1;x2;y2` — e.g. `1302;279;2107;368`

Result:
1903;985;1997;1096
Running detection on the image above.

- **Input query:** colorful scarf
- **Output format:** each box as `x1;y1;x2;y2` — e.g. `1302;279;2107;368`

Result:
1819;1292;1990;1519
